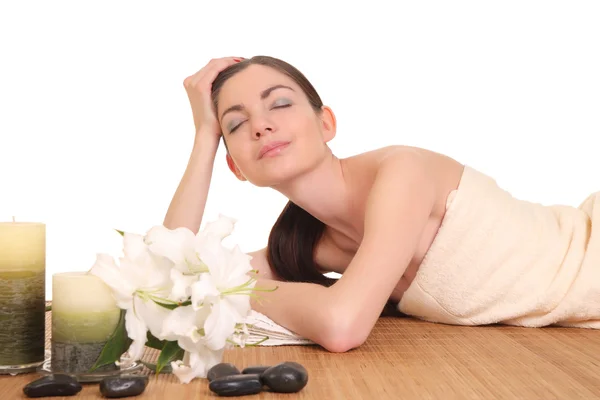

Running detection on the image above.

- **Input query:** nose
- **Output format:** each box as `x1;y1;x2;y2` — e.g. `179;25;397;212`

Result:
251;115;276;139
253;127;272;139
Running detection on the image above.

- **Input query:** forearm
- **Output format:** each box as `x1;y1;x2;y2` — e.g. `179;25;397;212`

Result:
163;134;220;233
250;278;349;352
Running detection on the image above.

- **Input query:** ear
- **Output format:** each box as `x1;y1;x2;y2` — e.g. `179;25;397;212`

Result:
226;154;247;181
319;105;337;143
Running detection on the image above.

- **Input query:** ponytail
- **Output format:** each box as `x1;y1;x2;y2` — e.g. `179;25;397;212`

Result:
267;201;336;287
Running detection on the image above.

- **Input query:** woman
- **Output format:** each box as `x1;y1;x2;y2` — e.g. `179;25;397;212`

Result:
164;55;600;353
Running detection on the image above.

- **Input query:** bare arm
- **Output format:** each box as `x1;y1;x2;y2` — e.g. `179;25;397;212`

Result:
251;277;333;345
162;56;241;233
247;247;338;348
163;134;219;233
249;152;436;352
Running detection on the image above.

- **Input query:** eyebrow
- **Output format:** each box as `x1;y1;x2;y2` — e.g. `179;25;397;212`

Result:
219;84;295;122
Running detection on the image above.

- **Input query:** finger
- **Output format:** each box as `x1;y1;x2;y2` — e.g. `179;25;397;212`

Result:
189;57;243;88
184;57;223;88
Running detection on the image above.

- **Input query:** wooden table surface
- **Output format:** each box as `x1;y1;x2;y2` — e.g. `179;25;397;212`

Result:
2;311;600;399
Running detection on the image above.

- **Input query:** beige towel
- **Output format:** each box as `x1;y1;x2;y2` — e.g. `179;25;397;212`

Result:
399;166;600;328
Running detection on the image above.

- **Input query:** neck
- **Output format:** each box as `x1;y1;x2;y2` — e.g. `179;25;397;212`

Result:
271;151;360;239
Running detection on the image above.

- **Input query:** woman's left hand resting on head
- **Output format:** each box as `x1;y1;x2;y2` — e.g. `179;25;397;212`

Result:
249;152;436;353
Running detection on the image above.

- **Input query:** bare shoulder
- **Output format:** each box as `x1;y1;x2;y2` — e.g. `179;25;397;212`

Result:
344;145;461;174
375;146;464;214
346;145;464;207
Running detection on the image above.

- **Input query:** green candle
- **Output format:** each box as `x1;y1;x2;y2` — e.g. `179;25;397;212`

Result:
0;221;46;374
51;272;121;373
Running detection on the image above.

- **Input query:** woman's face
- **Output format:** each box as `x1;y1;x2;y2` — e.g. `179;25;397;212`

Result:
217;64;335;187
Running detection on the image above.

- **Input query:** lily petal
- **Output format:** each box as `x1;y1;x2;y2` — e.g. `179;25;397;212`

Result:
124;302;148;362
176;336;198;354
169;269;198;302
195;241;254;290
203;299;238;351
228;244;254;273
145;225;197;268
131;298;170;340
223;292;253;320
199;214;236;240
190;274;220;310
123;232;173;271
171;346;224;383
89;254;134;308
195;237;229;281
171;355;197;384
159;305;197;342
122;233;149;263
119;256;172;296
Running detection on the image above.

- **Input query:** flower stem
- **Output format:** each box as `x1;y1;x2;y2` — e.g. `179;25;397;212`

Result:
245;336;269;347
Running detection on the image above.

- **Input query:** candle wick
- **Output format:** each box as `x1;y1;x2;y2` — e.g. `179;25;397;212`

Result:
12;216;15;222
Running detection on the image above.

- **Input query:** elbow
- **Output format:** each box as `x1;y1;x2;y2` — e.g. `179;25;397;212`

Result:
318;312;369;353
321;334;364;354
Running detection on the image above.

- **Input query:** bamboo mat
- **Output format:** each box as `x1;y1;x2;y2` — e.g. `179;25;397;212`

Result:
1;309;599;399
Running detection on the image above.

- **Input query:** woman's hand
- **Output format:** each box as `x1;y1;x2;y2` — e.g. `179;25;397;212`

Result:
183;56;243;139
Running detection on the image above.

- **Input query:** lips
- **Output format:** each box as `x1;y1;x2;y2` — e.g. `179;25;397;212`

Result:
258;141;290;159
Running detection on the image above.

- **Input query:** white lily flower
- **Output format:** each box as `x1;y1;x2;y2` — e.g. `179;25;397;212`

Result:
171;342;224;383
168;269;199;303
202;299;244;350
197;242;254;287
90;235;173;301
131;296;172;340
189;243;256;351
190;273;220;310
144;226;207;274
123;232;172;270
91;214;263;383
123;306;147;363
229;323;250;349
89;233;175;362
158;303;210;343
121;232;173;291
117;299;171;368
89;254;136;310
198;214;237;241
144;214;237;275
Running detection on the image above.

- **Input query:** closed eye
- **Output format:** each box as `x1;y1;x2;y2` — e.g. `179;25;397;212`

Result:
272;98;292;109
228;121;245;134
228;101;292;134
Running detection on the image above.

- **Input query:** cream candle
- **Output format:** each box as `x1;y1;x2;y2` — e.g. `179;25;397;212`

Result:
0;220;46;374
51;272;121;373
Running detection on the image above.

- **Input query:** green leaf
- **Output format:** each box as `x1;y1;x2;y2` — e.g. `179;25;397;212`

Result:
115;229;125;236
45;305;52;312
141;360;173;374
89;310;133;372
145;331;167;351
156;341;184;375
152;299;192;310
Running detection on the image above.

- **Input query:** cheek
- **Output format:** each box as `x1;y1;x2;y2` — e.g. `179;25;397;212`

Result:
229;148;253;172
280;111;321;139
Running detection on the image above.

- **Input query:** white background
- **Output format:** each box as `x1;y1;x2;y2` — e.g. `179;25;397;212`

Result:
1;1;598;299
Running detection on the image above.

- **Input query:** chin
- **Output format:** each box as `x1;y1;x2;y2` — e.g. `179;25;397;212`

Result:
248;155;317;188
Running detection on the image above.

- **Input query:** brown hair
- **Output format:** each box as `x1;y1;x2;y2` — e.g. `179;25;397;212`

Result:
211;56;404;316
